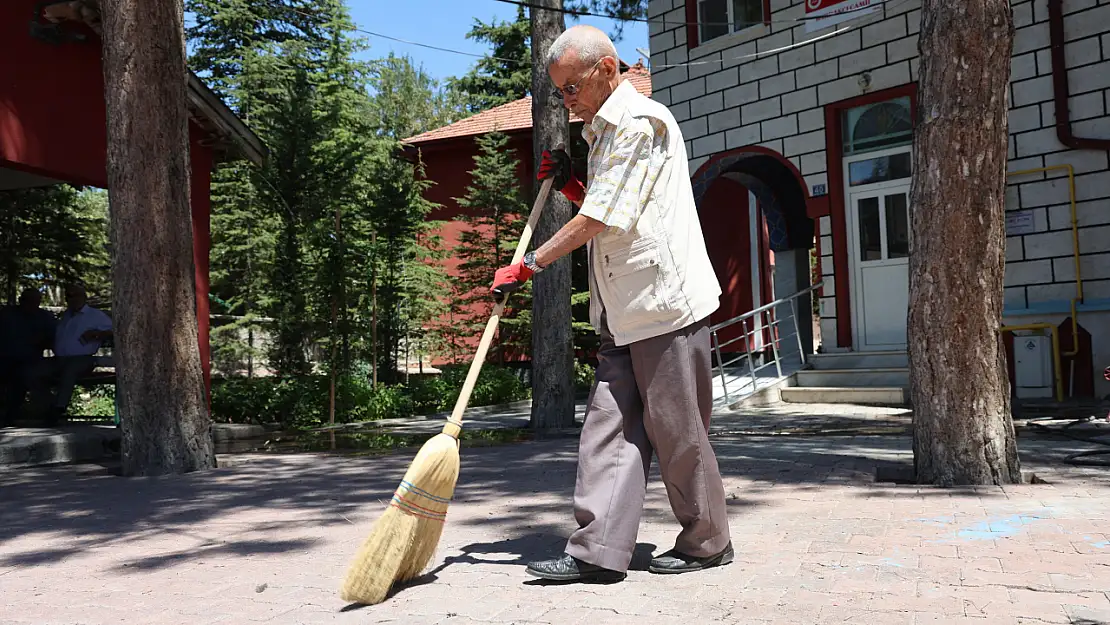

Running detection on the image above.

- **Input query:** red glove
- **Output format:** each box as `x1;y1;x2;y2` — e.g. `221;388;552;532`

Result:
491;262;533;298
538;148;585;204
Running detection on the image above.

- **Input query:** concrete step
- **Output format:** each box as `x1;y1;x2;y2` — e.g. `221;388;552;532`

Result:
808;350;908;370
795;367;909;387
780;386;908;406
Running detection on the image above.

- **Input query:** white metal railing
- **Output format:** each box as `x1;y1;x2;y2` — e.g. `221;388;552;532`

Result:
710;281;824;405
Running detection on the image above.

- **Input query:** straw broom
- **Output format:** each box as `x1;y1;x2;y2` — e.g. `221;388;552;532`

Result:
340;174;556;605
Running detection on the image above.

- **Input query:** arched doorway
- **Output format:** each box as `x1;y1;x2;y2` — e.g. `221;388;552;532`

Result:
692;147;817;360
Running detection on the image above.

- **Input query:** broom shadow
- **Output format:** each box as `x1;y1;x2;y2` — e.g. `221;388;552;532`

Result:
338;572;443;612
341;534;660;610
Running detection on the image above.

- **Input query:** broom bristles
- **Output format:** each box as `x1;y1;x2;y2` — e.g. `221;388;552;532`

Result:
340;432;461;605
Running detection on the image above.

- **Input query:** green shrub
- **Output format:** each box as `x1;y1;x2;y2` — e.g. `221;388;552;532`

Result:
211;364;531;429
71;384;116;418
359;384;414;421
408;365;531;414
574;361;595;392
436;364;531;408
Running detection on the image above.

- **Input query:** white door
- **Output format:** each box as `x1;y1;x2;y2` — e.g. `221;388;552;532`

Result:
845;148;913;351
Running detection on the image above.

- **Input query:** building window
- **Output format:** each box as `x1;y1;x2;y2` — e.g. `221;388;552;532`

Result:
848;152;912;187
841;96;913;156
689;0;768;47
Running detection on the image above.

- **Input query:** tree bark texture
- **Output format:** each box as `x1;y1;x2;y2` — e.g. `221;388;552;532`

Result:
100;0;216;475
529;0;576;430
909;0;1021;485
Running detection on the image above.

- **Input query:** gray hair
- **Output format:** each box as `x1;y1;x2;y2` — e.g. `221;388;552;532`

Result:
546;24;618;68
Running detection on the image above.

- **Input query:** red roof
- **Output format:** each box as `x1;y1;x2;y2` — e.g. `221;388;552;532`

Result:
404;63;652;146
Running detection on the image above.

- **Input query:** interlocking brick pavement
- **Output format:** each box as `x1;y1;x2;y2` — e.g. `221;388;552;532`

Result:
1;430;1108;625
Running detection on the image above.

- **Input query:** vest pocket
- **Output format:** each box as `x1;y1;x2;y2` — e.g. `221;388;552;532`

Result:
602;239;671;313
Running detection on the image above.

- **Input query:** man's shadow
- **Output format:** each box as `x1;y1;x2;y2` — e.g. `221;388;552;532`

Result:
428;533;657;576
341;534;659;610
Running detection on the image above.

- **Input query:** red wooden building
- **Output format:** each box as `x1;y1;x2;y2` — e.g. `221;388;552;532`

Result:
401;63;779;362
1;1;266;395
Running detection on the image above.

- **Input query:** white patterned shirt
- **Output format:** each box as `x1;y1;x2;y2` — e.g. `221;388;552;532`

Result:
579;79;668;233
576;78;723;345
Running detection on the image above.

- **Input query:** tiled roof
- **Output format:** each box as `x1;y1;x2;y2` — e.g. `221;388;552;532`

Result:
403;63;652;146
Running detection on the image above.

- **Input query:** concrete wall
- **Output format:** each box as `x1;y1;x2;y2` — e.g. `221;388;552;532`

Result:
649;0;1110;398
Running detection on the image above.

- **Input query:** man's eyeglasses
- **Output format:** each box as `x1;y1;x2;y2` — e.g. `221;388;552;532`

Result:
552;59;604;100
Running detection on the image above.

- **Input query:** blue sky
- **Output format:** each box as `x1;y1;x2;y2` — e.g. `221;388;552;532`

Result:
345;0;649;83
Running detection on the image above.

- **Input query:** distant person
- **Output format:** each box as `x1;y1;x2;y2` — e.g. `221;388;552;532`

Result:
0;288;56;426
31;284;112;425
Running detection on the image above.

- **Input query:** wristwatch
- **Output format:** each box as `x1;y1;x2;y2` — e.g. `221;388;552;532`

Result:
523;251;544;273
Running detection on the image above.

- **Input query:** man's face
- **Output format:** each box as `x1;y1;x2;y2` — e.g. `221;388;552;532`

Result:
19;291;41;311
548;51;617;124
65;287;86;311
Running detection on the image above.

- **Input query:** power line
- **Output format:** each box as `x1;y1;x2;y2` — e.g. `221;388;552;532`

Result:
492;0;898;28
280;7;531;67
251;0;914;74
649;24;852;68
346;3;911;73
355;28;512;63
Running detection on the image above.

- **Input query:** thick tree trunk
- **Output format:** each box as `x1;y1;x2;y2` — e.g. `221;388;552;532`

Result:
909;0;1021;485
100;0;216;475
529;1;575;430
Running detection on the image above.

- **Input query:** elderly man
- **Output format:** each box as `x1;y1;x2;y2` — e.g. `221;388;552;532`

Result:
491;25;732;582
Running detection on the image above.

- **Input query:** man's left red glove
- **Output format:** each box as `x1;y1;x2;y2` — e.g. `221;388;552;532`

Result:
491;262;533;298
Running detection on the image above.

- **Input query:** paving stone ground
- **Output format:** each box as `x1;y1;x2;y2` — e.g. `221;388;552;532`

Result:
1;416;1109;625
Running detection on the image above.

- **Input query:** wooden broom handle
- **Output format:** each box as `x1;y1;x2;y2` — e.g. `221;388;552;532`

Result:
441;172;557;438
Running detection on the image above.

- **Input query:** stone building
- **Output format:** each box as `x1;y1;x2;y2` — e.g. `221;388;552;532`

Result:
647;0;1110;401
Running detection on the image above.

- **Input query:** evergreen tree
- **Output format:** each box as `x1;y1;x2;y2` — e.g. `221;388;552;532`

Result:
366;148;445;381
565;0;644;39
449;131;530;364
188;0;381;382
70;188;112;303
447;6;532;113
0;185;108;305
186;0;337;102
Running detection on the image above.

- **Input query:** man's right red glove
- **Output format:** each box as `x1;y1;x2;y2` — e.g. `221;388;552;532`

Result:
538;148;585;204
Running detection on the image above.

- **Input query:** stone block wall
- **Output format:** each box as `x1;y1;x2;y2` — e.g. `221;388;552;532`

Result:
648;0;1110;395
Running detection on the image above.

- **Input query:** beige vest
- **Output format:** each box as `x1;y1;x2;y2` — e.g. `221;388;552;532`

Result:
587;96;721;346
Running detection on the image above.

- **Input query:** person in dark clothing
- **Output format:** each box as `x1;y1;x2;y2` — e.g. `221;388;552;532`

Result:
0;288;56;426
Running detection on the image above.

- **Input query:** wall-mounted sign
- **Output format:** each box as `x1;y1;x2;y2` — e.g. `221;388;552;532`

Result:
805;0;882;32
1005;209;1037;236
811;183;828;196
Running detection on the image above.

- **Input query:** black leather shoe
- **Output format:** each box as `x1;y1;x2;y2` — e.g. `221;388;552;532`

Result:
649;541;734;574
525;554;626;582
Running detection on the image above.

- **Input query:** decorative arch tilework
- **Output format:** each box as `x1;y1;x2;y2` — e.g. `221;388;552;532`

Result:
692;154;790;252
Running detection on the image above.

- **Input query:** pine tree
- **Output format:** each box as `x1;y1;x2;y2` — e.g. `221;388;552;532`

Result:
363;54;456;381
909;0;1021;485
530;0;576;429
100;0;215;475
0;185;107;305
448;6;532;113
186;0;336;102
188;0;380;382
450;131;530;364
366;147;445;382
564;1;644;40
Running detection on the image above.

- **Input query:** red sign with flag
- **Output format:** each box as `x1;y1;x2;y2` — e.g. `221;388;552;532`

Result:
805;0;880;32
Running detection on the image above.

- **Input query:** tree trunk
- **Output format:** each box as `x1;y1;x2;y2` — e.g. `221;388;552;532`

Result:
100;0;216;476
909;0;1021;486
529;0;575;431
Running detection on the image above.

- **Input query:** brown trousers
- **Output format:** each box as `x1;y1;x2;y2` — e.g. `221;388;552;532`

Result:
565;314;731;572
